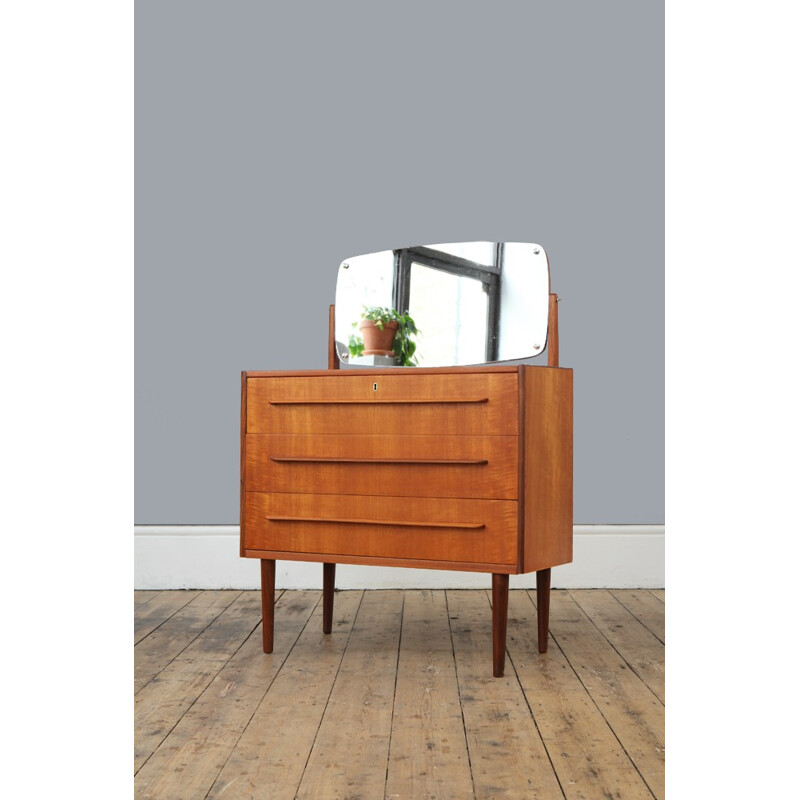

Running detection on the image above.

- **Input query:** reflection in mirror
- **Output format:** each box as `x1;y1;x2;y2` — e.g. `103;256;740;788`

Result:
335;242;550;368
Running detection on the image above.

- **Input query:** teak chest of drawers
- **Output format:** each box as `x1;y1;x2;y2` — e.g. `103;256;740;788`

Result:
240;362;573;677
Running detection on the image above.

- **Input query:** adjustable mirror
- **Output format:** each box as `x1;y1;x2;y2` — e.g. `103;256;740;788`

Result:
334;242;551;368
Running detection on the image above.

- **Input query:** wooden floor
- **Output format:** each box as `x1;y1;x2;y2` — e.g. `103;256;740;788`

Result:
135;588;664;800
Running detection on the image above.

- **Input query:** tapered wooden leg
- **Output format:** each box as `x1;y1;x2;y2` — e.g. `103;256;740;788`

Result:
323;563;336;634
492;573;510;677
536;567;551;653
261;559;275;653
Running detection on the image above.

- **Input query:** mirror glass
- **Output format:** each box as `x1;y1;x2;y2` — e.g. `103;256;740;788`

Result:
335;241;550;367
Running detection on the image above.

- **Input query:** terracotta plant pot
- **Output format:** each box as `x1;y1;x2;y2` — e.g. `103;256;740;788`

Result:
358;319;398;356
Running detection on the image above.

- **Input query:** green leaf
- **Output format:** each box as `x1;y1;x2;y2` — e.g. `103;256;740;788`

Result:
347;332;365;358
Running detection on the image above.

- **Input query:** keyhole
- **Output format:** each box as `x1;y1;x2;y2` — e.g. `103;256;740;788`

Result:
373;383;378;391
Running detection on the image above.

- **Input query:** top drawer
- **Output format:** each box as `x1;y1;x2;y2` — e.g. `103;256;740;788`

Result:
246;372;519;436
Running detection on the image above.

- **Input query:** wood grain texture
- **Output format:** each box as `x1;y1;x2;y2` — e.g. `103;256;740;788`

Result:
385;590;474;800
268;397;491;405
135;591;241;693
261;559;275;653
491;574;509;677
294;590;404;800
447;590;563;798
245;492;518;565
269;456;489;464
244;549;517;574
134;591;202;644
245;365;520;378
240;370;247;557
134;591;159;610
266;516;486;530
328;303;339;369
246;372;519;436
547;293;559;367
506;591;654;800
536;567;551;653
245;433;518;500
521;365;573;572
516;366;526;570
540;590;665;799
135;592;320;800
322;562;335;634
206;592;363;800
571;590;665;702
611;589;665;642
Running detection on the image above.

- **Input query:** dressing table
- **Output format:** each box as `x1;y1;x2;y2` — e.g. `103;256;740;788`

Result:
240;243;573;676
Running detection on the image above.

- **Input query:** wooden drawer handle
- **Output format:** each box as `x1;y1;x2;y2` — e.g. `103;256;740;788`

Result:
270;457;489;465
265;516;485;530
268;397;489;405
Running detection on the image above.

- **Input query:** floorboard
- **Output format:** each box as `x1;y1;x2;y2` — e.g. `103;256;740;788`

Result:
610;590;665;643
134;590;201;644
134;591;160;609
134;590;242;694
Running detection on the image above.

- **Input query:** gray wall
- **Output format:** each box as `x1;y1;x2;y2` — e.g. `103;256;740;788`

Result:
135;1;664;525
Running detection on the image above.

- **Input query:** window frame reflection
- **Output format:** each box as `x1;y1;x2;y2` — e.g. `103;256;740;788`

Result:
393;245;503;362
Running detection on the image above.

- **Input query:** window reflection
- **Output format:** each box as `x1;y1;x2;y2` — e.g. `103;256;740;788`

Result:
428;241;496;266
409;263;488;366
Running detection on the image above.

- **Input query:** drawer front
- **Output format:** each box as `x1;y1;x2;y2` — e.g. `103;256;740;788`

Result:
244;492;518;566
245;433;518;500
246;372;518;436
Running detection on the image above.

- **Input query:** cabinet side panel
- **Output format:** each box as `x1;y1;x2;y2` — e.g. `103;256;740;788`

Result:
523;367;573;572
240;372;247;557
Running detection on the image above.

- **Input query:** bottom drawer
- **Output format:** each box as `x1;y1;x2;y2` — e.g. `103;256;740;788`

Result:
244;492;518;566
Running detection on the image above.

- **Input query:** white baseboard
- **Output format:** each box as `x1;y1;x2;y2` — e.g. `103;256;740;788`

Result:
134;525;664;590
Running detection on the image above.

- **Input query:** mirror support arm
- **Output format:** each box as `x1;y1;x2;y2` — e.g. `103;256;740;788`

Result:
328;304;340;370
548;294;559;368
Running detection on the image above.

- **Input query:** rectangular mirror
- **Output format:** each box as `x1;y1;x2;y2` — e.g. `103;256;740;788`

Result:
335;241;551;367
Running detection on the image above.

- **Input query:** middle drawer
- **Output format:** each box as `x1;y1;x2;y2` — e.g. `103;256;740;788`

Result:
245;433;519;500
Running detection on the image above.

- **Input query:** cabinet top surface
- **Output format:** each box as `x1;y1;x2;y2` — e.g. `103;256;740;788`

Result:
244;364;570;379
